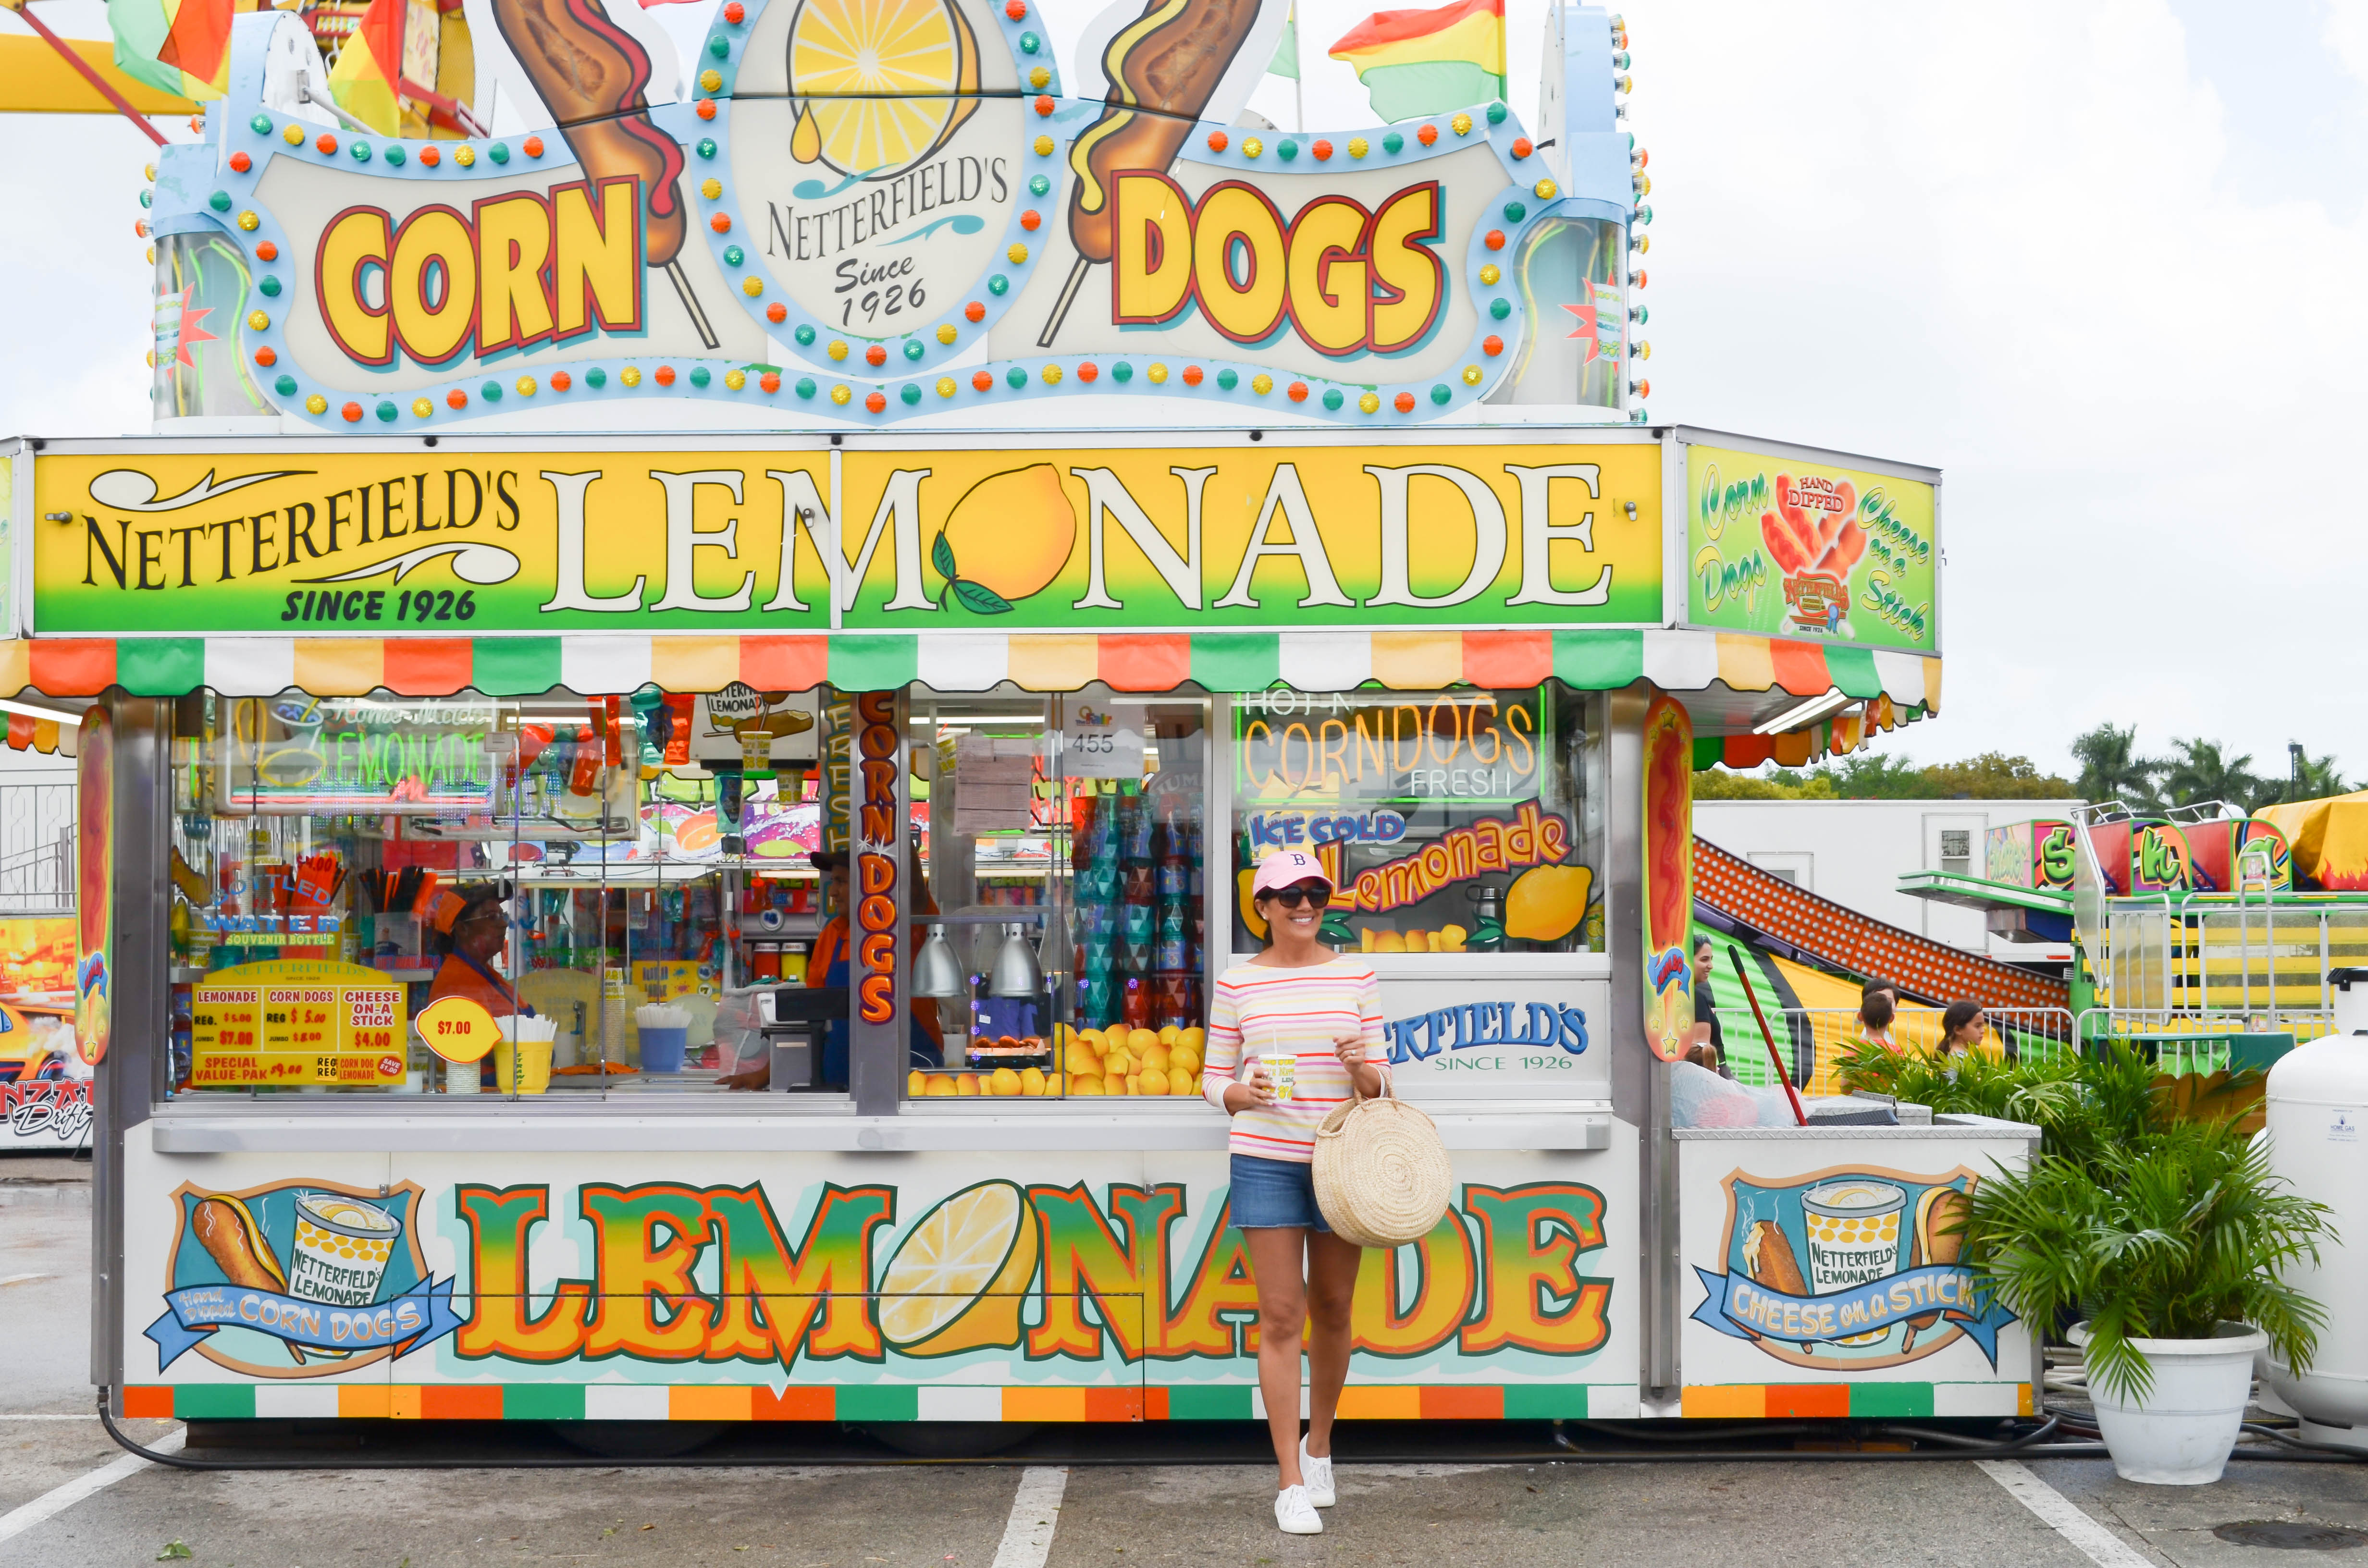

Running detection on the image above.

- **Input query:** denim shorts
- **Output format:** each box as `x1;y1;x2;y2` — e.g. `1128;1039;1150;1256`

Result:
1228;1152;1330;1232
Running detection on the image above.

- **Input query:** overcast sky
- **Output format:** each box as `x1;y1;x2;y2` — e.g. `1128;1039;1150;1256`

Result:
1;0;2360;784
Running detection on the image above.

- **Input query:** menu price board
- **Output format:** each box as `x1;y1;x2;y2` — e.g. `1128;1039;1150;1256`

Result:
191;960;407;1086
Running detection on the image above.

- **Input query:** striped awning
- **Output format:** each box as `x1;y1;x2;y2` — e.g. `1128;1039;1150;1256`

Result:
0;628;1937;714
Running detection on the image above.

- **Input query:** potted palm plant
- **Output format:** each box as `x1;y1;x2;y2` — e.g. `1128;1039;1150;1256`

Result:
1963;1120;2331;1485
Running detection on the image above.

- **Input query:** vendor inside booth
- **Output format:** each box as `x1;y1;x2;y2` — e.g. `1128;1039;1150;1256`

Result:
427;885;528;1022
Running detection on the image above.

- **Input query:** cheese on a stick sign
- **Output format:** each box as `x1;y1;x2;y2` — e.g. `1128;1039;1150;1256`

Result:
146;1;1639;429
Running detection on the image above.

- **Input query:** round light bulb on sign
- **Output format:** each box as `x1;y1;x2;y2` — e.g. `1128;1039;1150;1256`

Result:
416;995;500;1063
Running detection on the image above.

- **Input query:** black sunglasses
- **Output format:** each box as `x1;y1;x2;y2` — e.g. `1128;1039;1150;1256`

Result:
1263;884;1332;909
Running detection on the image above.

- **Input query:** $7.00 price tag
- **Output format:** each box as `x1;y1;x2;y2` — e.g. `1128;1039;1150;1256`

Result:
414;994;499;1063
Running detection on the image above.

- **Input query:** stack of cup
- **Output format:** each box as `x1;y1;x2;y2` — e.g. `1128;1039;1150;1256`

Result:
494;1014;560;1094
636;1004;691;1073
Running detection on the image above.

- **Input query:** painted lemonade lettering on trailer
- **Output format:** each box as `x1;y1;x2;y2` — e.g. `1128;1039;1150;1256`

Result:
437;1176;1615;1372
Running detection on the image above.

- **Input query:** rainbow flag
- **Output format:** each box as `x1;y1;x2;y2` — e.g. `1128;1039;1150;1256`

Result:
1329;0;1504;123
326;0;405;135
109;0;261;99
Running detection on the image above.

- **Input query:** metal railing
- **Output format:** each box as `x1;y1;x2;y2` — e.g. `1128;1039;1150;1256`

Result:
0;782;73;914
1719;1005;2078;1096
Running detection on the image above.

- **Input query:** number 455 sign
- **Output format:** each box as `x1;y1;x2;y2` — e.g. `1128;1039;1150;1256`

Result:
1060;705;1146;781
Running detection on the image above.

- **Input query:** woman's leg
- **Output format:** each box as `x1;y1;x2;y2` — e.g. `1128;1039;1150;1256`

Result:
1301;1229;1363;1458
1245;1225;1310;1488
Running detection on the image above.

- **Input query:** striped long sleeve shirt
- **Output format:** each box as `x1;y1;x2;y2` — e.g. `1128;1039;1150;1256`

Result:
1200;956;1388;1163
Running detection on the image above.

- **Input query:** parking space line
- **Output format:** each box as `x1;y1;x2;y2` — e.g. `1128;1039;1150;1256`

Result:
0;1425;186;1548
988;1466;1068;1568
0;1274;52;1287
1975;1459;2156;1568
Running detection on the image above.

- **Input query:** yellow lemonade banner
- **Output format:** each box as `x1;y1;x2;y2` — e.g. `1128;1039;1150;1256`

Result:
32;438;1662;635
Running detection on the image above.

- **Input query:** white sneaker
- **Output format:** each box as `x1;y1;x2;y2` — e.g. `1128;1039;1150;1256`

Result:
1298;1437;1335;1507
1275;1484;1323;1535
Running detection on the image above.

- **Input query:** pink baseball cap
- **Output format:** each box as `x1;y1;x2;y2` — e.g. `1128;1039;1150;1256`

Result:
1252;849;1333;896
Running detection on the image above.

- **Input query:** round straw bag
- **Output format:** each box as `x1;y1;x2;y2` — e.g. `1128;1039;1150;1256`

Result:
1312;1078;1452;1249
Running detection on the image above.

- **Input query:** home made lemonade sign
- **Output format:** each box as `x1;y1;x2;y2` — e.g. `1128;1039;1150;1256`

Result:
34;442;1661;633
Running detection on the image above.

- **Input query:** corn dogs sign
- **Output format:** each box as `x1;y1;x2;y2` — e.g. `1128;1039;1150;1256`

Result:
1685;442;1940;654
32;436;1662;634
145;0;1635;433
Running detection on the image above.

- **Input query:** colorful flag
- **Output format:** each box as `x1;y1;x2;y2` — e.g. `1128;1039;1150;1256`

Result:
1328;0;1504;123
110;0;262;99
1269;6;1298;79
325;0;405;134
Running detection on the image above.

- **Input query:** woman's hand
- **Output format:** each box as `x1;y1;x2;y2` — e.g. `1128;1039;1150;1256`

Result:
1335;1032;1384;1097
1222;1061;1275;1114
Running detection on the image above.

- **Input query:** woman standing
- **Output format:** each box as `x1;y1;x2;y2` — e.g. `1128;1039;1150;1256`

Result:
1201;849;1386;1536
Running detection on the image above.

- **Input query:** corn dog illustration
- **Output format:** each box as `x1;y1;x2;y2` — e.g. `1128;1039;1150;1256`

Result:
1900;1186;1969;1355
492;0;719;347
1742;1218;1807;1297
1039;0;1270;346
194;1194;289;1293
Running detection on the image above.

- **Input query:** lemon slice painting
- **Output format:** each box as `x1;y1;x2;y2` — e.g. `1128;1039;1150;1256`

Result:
786;0;981;179
877;1179;1039;1356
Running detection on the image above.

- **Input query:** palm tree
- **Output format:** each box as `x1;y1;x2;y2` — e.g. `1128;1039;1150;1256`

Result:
2258;744;2351;808
2162;737;2261;811
2070;723;2165;809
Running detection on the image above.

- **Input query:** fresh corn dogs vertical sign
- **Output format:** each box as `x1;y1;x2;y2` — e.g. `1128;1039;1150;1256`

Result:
145;0;1635;431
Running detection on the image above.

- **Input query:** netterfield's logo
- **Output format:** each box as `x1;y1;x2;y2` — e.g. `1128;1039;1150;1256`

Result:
148;1180;462;1377
1692;1165;2016;1371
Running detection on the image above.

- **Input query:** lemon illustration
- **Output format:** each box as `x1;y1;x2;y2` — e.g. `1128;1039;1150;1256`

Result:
1169;1066;1196;1096
1505;864;1595;943
787;0;980;179
877;1180;1038;1356
933;464;1078;613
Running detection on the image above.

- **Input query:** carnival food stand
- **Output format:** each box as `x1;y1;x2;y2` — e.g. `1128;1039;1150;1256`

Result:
15;0;2028;1436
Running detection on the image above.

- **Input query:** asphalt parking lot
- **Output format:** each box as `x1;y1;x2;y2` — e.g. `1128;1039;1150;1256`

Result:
8;1157;2368;1568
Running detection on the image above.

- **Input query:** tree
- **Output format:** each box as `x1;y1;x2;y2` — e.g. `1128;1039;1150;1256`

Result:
1822;753;1931;798
2071;723;2165;809
1922;752;2076;800
2264;744;2351;807
2162;737;2261;811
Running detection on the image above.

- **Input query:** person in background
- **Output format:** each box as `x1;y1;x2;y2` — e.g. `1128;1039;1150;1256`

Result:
1856;988;1899;1054
720;847;942;1090
1690;936;1726;1061
1939;999;1994;1060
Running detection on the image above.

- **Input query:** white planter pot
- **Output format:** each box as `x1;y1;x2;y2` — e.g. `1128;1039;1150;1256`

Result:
2071;1321;2267;1485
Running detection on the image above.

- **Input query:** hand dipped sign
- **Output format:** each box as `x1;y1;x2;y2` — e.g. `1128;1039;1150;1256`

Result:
143;0;1634;432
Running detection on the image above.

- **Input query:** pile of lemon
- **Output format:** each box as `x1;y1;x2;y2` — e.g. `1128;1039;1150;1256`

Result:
907;1023;1208;1099
1059;1022;1206;1097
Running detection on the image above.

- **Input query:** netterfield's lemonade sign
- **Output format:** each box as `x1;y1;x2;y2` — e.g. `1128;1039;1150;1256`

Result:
33;439;1662;633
